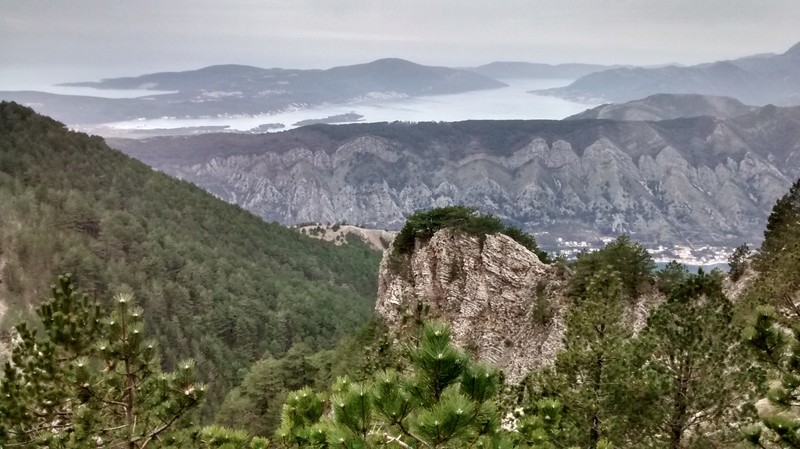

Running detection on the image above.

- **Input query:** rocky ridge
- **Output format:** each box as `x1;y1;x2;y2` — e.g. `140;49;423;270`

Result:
112;109;800;249
295;224;394;252
375;230;662;382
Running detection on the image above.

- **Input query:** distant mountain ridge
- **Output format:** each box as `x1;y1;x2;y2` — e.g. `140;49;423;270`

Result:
0;59;505;124
466;62;621;79
567;94;757;121
536;41;800;106
60;64;280;91
111;104;800;249
63;59;507;96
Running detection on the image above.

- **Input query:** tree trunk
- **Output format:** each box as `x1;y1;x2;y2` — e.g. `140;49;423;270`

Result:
589;350;604;448
668;361;690;449
122;303;136;449
590;411;601;449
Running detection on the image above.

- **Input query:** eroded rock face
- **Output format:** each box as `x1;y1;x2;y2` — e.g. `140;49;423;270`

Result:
375;231;569;382
375;230;667;382
113;111;800;248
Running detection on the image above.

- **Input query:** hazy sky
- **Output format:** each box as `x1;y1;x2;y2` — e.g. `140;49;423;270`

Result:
2;0;799;84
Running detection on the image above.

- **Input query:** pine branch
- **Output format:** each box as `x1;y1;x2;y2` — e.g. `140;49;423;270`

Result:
384;433;413;449
137;400;195;449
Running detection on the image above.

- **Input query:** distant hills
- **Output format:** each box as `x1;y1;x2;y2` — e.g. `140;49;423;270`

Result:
466;62;620;79
537;41;800;106
111;102;800;249
0;59;505;124
63;59;507;97
3;42;800;130
567;94;757;121
61;64;280;91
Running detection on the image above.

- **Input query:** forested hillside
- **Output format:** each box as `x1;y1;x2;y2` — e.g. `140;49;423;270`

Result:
0;102;381;416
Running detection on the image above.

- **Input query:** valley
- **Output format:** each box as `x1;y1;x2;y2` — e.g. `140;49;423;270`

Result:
6;44;799;261
2;5;800;444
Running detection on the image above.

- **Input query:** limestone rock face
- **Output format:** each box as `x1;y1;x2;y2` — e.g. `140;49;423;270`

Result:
375;231;568;382
113;108;800;248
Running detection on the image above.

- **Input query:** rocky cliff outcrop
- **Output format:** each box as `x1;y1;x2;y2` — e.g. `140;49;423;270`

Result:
375;229;664;382
375;230;567;382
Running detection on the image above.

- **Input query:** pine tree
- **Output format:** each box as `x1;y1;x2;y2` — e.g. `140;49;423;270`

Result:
758;178;800;266
215;343;327;439
635;270;752;448
195;425;270;448
0;274;102;445
654;260;690;294
569;235;655;300
515;398;597;449
215;357;289;438
743;306;800;447
530;269;630;448
729;243;751;282
273;322;513;449
744;180;800;329
739;177;800;448
0;274;205;448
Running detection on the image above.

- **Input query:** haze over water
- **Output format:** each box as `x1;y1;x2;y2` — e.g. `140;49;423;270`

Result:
85;79;593;134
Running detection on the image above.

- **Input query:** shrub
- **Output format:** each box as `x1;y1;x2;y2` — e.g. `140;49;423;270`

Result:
393;206;549;262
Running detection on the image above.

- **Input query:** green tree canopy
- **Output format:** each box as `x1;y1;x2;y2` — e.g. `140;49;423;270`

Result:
273;322;537;449
758;177;800;268
743;305;800;448
740;179;800;448
633;270;754;448
529;270;631;448
393;206;549;262
569;235;655;300
0;102;381;419
0;275;204;448
729;243;752;282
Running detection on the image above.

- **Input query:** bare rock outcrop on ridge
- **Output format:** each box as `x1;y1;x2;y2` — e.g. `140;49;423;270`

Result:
375;229;669;382
375;230;567;382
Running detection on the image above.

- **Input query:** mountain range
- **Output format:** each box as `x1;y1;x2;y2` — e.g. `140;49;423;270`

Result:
110;100;800;250
3;41;799;132
537;41;800;106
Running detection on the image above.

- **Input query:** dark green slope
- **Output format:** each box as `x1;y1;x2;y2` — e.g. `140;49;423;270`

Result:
0;102;381;416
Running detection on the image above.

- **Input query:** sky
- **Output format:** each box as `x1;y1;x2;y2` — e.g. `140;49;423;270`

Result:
1;0;799;86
